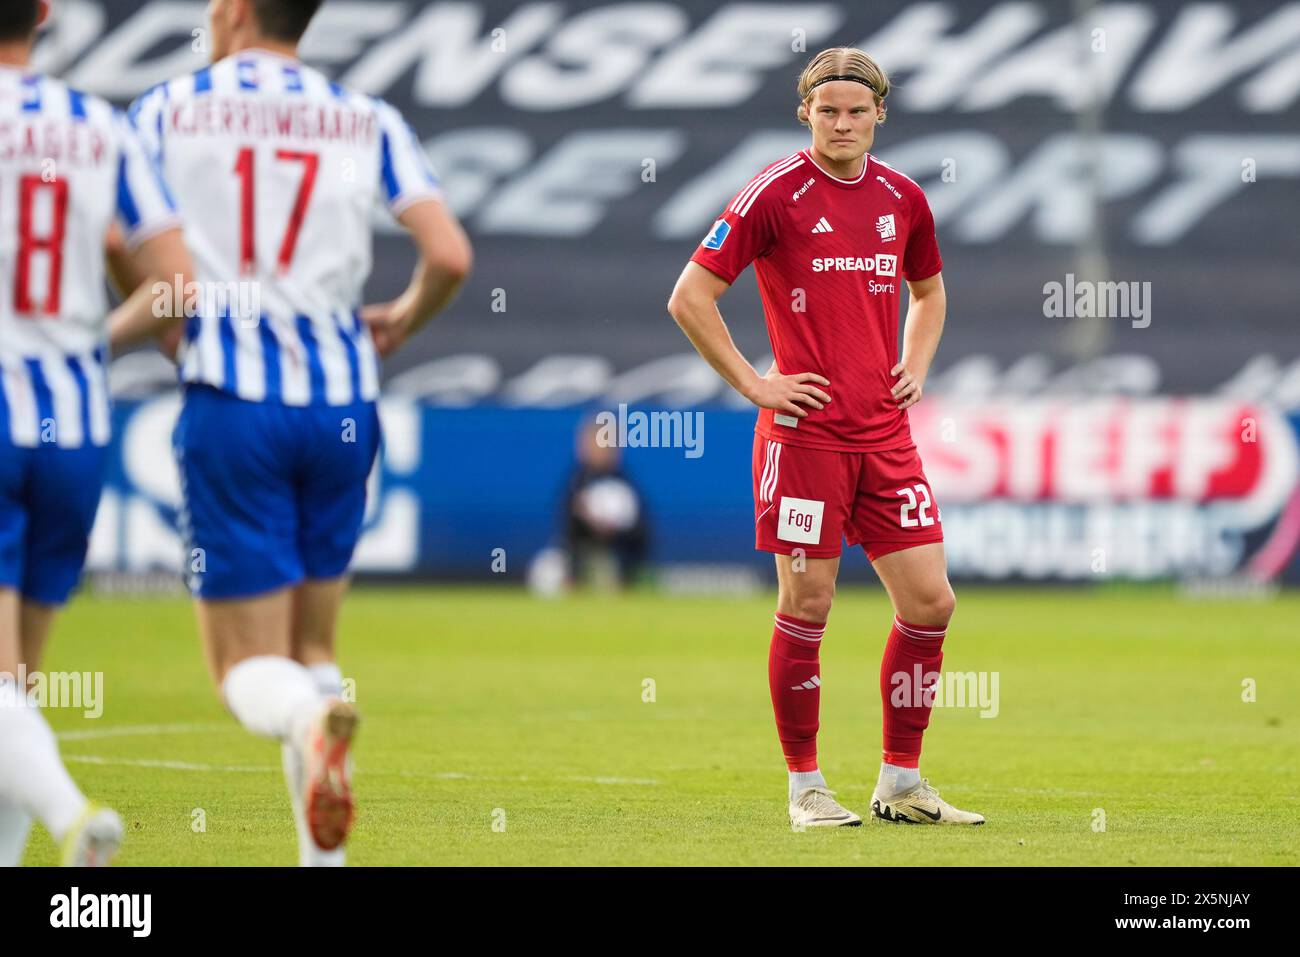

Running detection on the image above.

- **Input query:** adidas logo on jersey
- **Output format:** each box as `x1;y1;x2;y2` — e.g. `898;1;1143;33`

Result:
810;217;834;234
790;675;822;692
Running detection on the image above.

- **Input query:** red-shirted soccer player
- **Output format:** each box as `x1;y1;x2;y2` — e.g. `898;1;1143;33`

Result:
668;47;984;827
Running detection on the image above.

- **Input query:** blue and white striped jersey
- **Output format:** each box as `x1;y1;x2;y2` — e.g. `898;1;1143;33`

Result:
0;66;178;448
129;49;443;407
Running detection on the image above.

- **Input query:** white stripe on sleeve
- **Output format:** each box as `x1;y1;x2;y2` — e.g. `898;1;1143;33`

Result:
374;98;442;215
114;112;180;249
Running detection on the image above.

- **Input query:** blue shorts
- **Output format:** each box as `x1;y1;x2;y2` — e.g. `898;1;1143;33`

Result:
0;439;107;605
173;385;381;600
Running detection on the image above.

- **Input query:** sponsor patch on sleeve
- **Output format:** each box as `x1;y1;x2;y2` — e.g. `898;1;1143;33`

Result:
701;219;731;250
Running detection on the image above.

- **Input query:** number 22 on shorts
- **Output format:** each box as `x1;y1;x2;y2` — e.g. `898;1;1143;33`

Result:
896;483;937;528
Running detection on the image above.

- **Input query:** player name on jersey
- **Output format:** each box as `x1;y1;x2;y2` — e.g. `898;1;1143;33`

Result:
0;119;109;166
165;98;377;145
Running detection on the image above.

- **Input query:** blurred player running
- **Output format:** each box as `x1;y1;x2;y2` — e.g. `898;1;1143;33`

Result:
113;0;472;865
0;0;192;865
668;47;983;828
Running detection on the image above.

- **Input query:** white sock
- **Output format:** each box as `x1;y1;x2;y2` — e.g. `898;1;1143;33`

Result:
789;768;827;800
0;796;33;867
0;678;88;841
876;762;920;798
221;656;323;748
307;661;343;699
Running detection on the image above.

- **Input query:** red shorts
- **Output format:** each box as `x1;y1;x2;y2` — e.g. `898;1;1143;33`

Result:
753;436;944;561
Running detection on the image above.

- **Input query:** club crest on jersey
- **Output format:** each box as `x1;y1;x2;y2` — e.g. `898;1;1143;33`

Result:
701;219;731;250
876;214;897;242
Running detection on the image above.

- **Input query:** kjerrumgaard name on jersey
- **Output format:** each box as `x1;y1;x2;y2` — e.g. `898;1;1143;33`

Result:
166;98;377;145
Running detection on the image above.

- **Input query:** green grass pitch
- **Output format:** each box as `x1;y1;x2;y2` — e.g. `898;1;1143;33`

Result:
22;585;1300;866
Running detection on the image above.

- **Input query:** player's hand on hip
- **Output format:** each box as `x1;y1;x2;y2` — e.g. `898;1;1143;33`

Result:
748;363;831;419
890;362;924;410
361;301;412;358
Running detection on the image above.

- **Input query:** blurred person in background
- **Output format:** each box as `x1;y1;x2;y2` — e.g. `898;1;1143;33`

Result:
562;418;650;590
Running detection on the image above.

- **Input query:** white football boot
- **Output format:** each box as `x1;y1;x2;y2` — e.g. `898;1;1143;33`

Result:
871;777;984;825
304;699;359;851
61;804;124;866
789;786;863;828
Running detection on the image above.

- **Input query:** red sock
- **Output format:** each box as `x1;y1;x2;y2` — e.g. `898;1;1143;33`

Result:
879;615;947;768
769;613;826;772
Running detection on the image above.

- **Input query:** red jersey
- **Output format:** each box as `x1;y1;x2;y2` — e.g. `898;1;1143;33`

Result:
691;149;942;452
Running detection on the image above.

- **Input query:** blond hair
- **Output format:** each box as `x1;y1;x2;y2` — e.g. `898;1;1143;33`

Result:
796;47;890;126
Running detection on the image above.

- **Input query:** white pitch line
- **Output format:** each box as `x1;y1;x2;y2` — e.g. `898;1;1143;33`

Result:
64;757;658;786
381;770;659;786
57;722;233;742
56;724;661;786
65;755;275;774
